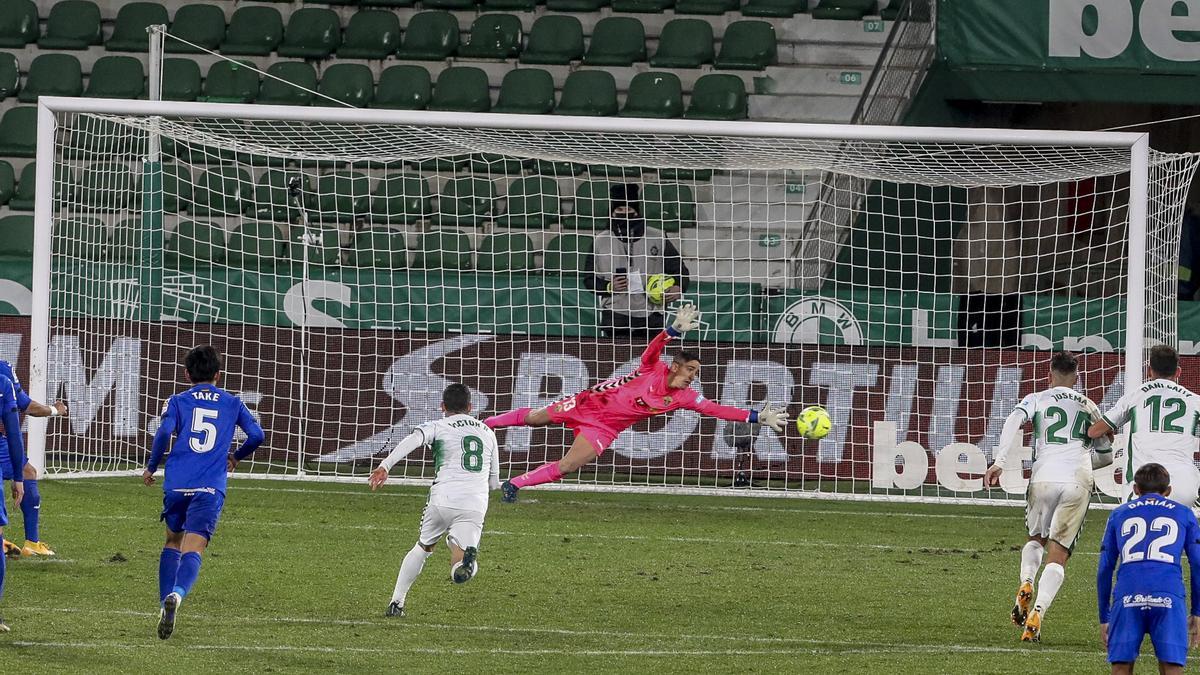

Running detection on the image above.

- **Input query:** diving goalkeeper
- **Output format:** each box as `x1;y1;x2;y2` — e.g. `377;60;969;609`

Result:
485;304;789;502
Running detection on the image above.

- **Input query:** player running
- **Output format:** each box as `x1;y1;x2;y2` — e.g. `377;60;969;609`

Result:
0;359;68;558
1098;463;1200;674
985;351;1112;642
142;346;264;640
486;304;788;502
0;372;26;632
1088;345;1200;508
368;383;498;618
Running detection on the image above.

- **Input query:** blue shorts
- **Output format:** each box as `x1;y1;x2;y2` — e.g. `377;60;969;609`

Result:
160;489;225;541
1108;593;1189;666
0;487;7;527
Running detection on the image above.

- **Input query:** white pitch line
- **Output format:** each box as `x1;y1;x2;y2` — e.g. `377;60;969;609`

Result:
21;606;1101;657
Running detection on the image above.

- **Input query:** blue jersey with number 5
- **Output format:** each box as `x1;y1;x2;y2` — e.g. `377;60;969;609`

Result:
160;383;259;494
1097;494;1200;623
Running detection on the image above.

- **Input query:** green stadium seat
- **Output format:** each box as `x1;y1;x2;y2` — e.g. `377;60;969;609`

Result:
159;163;192;213
620;72;683;118
469;153;522;175
555;70;617;116
611;0;673;13
543;233;594;274
547;0;607;10
434;176;495;227
19;54;83;103
108;218;143;262
650;20;713;68
493;69;554;114
413;230;473;269
882;0;903;20
0;53;18;100
312;170;371;223
0;161;13;206
279;8;342;59
459;14;522;60
248;170;310;221
675;0;738;14
370;173;431;224
202;61;258;103
484;0;538;10
497;176;559;227
167;5;227;54
293;226;341;267
0;107;37;157
317;63;374;108
228;221;287;270
10;163;74;211
54;217;109;262
643;183;695;231
107;2;169;52
351;228;408;268
521;16;584;65
742;0;804;16
0;215;34;260
395;12;459;61
409;156;469;172
162;59;202;101
685;73;747;120
338;10;401;59
812;0;876;19
658;167;713;180
193;167;252;216
715;21;777;70
587;164;642;179
362;0;415;5
424;0;476;10
373;65;431;110
429;67;490;112
222;6;285;56
584;18;646;66
258;62;318;106
476;232;534;272
524;159;586;176
167;220;228;267
0;0;37;48
562;181;610;230
84;56;146;99
39;1;102;50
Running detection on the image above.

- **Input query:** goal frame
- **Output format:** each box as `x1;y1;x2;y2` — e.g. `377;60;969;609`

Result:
27;96;1153;498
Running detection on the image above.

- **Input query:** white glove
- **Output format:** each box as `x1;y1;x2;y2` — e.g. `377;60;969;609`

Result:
671;303;699;333
757;404;789;433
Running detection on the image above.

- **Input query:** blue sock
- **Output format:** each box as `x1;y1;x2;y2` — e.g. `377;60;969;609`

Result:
159;548;181;602
21;479;39;543
172;552;202;599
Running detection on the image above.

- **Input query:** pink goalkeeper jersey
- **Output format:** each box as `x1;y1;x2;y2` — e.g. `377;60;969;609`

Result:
568;329;752;432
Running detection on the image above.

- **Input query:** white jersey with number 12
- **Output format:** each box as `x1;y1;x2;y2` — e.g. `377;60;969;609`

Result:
1102;379;1200;469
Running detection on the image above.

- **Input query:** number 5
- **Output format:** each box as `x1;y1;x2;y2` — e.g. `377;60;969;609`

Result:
190;408;219;453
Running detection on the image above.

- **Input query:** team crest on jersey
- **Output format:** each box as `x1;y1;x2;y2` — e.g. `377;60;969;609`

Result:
662;396;673;407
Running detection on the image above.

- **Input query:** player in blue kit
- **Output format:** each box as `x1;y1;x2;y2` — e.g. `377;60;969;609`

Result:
1098;463;1200;674
0;359;68;558
142;346;264;640
0;372;26;632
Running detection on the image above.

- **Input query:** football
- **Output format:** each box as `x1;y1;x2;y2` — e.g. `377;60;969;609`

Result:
795;405;832;440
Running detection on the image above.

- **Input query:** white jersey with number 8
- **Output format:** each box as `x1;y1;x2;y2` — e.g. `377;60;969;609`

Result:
414;414;500;514
1014;386;1097;486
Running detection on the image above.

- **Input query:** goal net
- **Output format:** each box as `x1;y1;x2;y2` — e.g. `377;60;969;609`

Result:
28;98;1200;505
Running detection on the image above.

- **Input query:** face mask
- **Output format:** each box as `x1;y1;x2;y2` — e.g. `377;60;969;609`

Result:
612;215;645;241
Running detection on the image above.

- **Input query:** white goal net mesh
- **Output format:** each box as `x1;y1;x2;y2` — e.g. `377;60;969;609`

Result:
35;105;1200;504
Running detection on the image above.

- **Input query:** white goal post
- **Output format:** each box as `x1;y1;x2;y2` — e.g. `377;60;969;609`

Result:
26;95;1200;506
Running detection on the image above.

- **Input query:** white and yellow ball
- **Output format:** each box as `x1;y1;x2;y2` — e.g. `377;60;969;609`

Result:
795;405;832;440
645;274;676;305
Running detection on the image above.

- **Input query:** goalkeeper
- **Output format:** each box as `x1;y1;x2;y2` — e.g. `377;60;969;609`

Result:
584;183;691;338
485;304;789;503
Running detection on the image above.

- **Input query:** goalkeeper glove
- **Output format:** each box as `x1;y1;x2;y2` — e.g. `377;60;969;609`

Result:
671;303;699;333
757;404;789;433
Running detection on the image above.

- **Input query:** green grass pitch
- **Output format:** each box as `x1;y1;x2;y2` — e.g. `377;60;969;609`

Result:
5;479;1110;673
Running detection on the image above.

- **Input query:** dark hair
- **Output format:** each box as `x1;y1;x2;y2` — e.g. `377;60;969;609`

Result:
185;345;222;384
1149;344;1179;378
674;350;701;365
442;383;471;414
1134;462;1171;496
1049;351;1077;377
609;183;642;215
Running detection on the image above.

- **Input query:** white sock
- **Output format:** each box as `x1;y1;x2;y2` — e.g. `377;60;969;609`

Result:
391;544;432;605
1020;541;1044;584
1034;562;1065;616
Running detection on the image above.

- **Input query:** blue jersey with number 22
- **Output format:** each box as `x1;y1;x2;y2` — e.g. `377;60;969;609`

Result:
159;383;259;495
